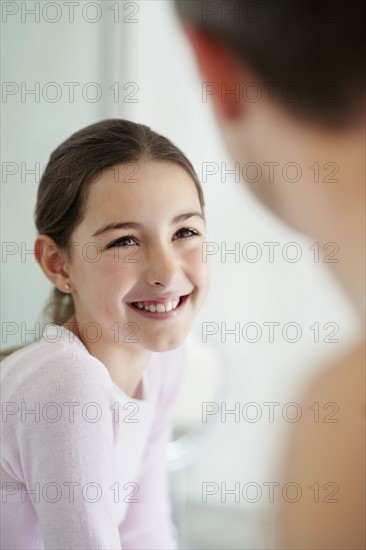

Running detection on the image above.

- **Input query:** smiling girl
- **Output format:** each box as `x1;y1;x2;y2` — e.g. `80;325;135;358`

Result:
1;119;209;550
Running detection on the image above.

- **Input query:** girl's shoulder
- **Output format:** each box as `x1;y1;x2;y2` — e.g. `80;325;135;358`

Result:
1;325;110;403
1;325;187;404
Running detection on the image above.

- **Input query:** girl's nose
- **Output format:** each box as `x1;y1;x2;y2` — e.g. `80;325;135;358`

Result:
144;245;180;287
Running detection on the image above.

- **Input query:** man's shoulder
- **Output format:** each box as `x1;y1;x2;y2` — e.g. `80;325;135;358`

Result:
278;339;366;549
304;339;365;408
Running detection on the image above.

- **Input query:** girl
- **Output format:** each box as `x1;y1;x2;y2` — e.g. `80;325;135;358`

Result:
1;119;209;550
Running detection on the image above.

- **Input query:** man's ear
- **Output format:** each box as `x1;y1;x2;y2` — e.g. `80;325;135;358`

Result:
182;22;244;120
34;235;71;292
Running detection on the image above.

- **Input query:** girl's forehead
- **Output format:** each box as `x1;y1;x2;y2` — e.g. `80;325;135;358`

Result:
80;162;203;231
94;159;192;184
88;161;200;202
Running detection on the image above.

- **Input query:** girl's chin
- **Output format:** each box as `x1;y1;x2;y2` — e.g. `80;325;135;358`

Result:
142;332;187;353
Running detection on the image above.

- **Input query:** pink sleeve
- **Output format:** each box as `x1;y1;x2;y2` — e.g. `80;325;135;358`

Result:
119;348;185;550
4;352;122;550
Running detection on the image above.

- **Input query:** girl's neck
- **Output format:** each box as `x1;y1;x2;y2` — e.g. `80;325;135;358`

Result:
63;316;152;399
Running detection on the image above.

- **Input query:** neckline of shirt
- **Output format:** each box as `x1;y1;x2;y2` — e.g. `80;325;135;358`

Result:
57;325;150;404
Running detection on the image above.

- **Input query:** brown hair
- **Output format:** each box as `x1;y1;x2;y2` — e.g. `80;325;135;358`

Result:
1;119;204;358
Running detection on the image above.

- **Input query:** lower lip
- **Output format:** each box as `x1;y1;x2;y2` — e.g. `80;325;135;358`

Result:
128;294;190;320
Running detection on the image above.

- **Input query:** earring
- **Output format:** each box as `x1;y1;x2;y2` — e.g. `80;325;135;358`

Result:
65;283;70;291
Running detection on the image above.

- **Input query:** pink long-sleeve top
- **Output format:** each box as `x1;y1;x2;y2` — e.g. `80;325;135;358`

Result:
1;325;183;550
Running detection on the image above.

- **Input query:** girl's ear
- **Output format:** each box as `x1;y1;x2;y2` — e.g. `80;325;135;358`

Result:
34;235;71;292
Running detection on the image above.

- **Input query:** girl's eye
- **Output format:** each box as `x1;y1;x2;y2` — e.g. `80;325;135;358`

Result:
173;227;199;240
107;235;137;248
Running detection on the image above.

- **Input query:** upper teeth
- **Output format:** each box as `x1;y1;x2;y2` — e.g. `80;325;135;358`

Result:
133;298;180;313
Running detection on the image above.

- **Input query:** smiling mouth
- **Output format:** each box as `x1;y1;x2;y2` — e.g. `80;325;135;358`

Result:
130;295;186;313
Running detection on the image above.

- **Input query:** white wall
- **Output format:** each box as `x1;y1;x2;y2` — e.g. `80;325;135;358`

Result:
1;1;104;337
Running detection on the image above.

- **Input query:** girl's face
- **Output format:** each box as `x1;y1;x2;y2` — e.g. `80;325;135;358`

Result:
66;160;209;352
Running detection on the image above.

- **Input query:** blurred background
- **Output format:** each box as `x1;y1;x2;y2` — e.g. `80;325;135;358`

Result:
1;1;360;548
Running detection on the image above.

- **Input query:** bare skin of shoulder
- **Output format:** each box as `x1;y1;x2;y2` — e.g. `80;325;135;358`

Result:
277;339;365;549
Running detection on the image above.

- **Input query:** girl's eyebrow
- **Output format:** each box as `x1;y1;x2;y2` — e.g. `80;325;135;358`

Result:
91;212;204;237
92;221;139;237
173;212;204;223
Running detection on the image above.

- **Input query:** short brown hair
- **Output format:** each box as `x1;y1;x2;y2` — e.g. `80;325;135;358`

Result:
175;0;365;126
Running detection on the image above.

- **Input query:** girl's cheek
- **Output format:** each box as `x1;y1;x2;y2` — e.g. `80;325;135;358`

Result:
72;255;91;279
186;245;210;279
100;256;142;288
200;260;211;290
74;253;138;290
103;247;141;267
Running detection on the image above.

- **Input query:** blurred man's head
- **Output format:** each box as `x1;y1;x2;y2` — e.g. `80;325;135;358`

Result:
175;0;365;309
176;0;364;126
